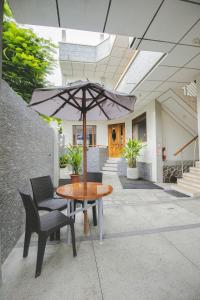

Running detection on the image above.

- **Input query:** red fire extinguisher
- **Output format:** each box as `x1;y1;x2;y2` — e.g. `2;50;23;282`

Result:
162;147;167;161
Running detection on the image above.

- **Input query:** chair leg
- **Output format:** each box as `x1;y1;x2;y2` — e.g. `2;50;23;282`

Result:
72;201;77;222
55;230;60;240
23;229;32;258
35;234;47;278
92;206;97;226
70;222;77;257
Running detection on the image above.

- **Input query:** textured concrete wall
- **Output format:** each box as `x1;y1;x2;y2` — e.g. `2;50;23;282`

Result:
87;147;108;172
118;159;152;181
0;80;54;263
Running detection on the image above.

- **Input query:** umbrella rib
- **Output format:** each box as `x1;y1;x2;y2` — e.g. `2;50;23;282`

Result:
87;97;107;111
67;90;82;109
86;90;104;110
50;89;82;117
87;89;110;120
89;86;134;112
105;95;133;112
59;95;80;110
29;86;83;108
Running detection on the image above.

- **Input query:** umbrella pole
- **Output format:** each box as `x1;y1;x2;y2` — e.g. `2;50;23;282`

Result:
82;110;87;183
82;98;89;235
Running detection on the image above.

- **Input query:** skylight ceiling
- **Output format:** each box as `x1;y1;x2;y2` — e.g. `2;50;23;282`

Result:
116;51;166;94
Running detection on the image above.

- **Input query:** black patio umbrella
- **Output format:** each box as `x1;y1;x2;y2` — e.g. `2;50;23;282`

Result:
29;81;136;180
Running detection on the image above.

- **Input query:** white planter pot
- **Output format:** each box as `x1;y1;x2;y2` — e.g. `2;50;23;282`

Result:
127;167;138;179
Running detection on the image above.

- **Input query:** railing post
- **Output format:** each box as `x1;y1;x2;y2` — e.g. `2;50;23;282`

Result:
193;139;197;167
181;150;184;177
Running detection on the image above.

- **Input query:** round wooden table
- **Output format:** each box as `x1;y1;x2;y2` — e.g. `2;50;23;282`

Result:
56;182;113;242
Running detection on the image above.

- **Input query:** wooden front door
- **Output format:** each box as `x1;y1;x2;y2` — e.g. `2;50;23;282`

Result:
108;123;125;158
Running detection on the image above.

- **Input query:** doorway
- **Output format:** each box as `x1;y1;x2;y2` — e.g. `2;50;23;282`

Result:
108;123;125;157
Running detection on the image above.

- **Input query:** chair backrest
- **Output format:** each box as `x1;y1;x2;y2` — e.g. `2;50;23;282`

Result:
30;176;54;205
18;190;40;232
81;172;102;183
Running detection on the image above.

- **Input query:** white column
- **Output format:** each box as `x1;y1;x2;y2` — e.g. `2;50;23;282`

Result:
50;121;59;187
155;100;163;182
196;77;200;160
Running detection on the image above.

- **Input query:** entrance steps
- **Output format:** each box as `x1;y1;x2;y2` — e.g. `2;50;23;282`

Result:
102;158;120;173
173;161;200;197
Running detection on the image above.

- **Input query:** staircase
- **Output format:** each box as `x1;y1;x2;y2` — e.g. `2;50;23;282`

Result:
102;158;119;173
174;161;200;197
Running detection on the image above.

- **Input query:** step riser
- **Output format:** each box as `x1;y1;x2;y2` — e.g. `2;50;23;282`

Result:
195;161;200;168
173;185;198;197
178;179;200;190
183;175;200;184
177;182;200;193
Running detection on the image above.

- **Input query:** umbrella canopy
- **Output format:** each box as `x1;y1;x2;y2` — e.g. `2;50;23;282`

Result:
29;81;136;121
29;81;136;180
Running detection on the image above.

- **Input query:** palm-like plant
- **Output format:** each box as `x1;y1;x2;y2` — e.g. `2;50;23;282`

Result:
122;139;144;168
66;145;83;175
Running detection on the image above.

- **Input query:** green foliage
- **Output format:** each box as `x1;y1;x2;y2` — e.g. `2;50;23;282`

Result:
3;1;13;18
65;145;83;175
122;139;144;168
2;3;56;103
59;154;68;168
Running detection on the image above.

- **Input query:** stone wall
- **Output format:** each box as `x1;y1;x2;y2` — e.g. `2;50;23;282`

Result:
163;160;193;183
0;80;54;263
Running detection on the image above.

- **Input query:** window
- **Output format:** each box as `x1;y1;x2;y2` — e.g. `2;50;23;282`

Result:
73;125;96;146
132;113;147;142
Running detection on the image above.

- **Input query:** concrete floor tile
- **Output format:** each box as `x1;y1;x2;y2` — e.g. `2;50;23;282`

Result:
94;234;200;300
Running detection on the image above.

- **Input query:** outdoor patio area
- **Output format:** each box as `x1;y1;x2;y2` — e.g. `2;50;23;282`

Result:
2;172;200;300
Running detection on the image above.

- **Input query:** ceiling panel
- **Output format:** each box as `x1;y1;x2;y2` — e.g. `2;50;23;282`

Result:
105;0;163;37
108;57;122;65
58;0;109;32
95;64;108;72
72;62;84;71
84;64;97;71
114;36;130;48
106;65;118;73
181;20;200;45
169;68;200;82
137;80;163;91
161;45;200;67
185;53;200;69
145;0;200;43
156;81;186;91
111;47;126;57
138;39;174;53
147;66;179;81
9;0;59;26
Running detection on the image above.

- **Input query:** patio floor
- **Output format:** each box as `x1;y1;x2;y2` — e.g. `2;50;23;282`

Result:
2;173;200;300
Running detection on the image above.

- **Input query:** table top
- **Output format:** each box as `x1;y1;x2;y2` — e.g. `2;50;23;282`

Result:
56;182;113;201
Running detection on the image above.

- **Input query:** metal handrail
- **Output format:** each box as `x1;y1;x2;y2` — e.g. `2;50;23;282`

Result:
173;135;198;177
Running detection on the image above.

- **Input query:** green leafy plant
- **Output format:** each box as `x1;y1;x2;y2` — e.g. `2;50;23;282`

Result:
66;145;83;175
59;154;68;168
2;1;56;103
122;139;144;168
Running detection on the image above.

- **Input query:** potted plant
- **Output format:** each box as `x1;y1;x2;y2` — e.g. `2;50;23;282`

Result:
122;139;144;179
59;154;68;168
66;145;83;183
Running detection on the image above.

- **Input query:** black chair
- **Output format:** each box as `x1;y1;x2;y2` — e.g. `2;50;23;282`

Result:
19;190;77;278
30;176;69;240
30;175;68;212
74;172;103;226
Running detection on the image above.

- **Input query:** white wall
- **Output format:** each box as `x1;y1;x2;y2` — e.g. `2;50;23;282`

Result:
162;109;198;161
61;98;198;182
62;120;108;146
